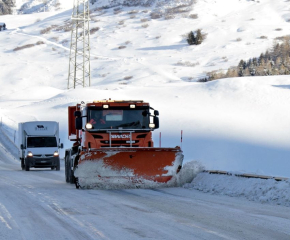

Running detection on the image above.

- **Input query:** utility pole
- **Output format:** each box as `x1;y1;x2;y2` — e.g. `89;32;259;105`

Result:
67;0;91;89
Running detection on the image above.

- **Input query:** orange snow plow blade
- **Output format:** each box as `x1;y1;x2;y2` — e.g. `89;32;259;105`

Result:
74;147;183;189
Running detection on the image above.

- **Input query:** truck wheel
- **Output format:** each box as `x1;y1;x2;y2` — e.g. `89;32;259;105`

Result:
65;155;70;182
66;154;76;184
51;167;55;170
70;169;75;184
75;177;80;189
21;159;25;170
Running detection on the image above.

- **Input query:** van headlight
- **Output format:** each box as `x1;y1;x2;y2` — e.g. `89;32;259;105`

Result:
53;151;59;157
27;151;33;157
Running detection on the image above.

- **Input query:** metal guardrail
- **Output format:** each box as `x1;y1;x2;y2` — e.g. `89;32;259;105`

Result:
204;170;289;181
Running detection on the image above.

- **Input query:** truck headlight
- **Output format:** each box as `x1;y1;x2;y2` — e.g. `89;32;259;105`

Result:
86;123;93;129
53;151;59;157
27;151;33;157
149;123;155;128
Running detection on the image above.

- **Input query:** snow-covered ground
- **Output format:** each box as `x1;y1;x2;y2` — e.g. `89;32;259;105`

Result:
0;0;290;210
0;1;290;238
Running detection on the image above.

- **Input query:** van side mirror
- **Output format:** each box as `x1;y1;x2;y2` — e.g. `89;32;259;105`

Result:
60;143;64;149
154;110;159;116
20;144;24;150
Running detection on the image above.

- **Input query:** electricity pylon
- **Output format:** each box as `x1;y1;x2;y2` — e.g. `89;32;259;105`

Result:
67;0;91;89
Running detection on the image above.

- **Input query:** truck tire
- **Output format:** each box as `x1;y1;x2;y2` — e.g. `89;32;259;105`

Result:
65;152;76;184
65;154;70;182
67;155;75;183
70;156;78;184
75;177;80;189
70;169;75;184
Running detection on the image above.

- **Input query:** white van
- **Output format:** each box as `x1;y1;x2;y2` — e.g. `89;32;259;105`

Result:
18;121;63;171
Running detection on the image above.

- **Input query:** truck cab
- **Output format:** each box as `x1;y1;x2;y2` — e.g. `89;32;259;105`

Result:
69;100;159;150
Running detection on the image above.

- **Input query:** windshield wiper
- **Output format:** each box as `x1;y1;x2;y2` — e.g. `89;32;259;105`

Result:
116;121;140;128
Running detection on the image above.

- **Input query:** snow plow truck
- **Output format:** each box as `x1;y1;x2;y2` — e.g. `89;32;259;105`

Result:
65;100;184;189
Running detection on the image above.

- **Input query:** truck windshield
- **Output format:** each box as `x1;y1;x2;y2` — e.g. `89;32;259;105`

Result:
27;137;57;148
88;109;150;130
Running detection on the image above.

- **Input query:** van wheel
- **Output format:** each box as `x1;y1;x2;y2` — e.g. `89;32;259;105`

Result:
25;162;30;171
21;159;25;170
56;165;60;171
51;167;55;170
56;160;60;171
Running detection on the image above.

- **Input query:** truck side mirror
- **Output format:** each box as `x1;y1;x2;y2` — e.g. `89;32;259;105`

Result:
74;111;81;117
75;117;82;130
154;116;159;129
154;110;159;116
20;144;24;150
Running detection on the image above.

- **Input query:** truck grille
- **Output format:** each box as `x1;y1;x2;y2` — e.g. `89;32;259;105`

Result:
101;145;139;148
32;154;54;158
100;140;139;144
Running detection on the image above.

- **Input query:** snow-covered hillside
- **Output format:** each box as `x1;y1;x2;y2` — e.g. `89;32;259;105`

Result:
15;0;197;14
1;0;290;180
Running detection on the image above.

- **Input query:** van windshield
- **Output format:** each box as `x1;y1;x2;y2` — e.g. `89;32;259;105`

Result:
27;137;57;148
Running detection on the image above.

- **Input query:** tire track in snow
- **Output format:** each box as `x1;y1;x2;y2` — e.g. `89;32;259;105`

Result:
1;174;107;239
0;202;27;240
0;203;12;230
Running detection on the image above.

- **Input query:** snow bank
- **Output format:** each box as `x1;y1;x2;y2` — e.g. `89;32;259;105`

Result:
185;172;290;207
